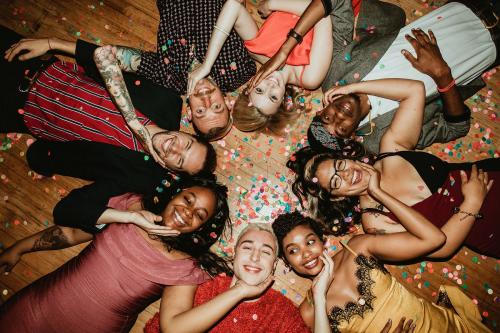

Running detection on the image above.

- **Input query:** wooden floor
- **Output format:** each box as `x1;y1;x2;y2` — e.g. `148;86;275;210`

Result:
0;0;499;331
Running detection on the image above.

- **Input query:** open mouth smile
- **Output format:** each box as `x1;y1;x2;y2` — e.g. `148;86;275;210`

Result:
243;265;262;273
352;169;362;185
304;258;319;269
174;210;187;228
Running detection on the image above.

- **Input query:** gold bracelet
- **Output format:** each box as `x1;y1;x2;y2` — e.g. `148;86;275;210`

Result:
452;207;483;220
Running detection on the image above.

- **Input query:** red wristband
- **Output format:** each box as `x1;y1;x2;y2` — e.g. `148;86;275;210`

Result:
437;79;456;93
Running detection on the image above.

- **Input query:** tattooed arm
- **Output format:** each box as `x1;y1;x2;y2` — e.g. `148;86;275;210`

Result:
93;45;165;167
0;226;93;274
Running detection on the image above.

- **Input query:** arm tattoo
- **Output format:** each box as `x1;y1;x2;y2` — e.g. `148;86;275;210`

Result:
116;47;142;72
32;226;70;251
94;45;138;125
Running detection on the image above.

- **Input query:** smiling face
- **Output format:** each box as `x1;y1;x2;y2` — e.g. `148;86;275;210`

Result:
162;186;217;233
282;224;324;277
316;94;364;138
233;229;277;286
248;71;286;116
151;131;207;174
314;158;370;197
188;78;230;136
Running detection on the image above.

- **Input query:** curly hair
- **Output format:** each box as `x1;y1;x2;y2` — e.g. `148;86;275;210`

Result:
286;146;374;236
232;85;303;136
272;211;327;260
142;176;232;276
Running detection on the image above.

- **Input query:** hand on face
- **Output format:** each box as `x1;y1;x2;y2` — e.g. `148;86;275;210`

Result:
132;124;166;168
311;250;335;298
322;85;355;106
151;131;207;175
233;275;274;299
162;187;217;234
401;29;451;81
187;64;211;96
248;72;286;116
358;163;381;196
130;210;181;237
249;50;287;90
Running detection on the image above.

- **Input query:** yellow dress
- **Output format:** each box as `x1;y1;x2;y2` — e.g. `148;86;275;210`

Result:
330;244;491;333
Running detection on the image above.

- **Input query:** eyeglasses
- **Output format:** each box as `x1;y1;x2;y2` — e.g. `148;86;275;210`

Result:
329;159;347;192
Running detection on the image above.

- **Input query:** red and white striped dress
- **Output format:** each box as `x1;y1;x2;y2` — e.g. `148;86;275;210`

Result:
23;61;152;152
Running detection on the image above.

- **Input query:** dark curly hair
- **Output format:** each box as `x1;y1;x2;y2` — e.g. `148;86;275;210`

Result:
272;211;327;260
286;146;374;236
142;176;231;276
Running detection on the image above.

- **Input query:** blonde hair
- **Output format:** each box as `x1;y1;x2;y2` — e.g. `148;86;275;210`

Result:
233;85;304;137
236;223;278;255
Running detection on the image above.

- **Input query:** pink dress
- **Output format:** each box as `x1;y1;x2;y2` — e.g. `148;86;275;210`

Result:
0;220;208;332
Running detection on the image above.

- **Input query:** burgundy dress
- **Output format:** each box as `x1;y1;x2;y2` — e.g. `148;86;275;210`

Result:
379;151;500;258
0;223;208;333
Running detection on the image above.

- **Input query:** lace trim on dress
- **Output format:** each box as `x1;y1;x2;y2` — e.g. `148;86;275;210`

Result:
328;255;389;333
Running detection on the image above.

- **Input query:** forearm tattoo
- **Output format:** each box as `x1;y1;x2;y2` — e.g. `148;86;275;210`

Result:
32;226;70;251
136;126;152;149
94;45;138;124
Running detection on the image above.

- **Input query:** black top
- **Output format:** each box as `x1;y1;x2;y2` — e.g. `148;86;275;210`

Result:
376;151;500;194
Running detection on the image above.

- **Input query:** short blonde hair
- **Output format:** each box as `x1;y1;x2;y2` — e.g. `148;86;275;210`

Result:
236;223;278;255
233;86;303;136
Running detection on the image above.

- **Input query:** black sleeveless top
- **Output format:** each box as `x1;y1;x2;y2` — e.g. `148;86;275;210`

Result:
376;151;499;193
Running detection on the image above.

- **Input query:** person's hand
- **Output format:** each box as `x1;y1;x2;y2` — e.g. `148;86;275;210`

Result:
311;250;335;298
359;163;381;196
129;210;180;237
249;49;288;89
0;245;23;275
380;317;416;333
187;63;211;96
460;165;494;207
322;84;355;105
233;275;274;299
4;38;52;62
131;124;165;168
257;1;273;18
401;29;451;81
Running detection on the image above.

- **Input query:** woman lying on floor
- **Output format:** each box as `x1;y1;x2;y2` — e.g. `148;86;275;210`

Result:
0;178;231;333
288;78;498;259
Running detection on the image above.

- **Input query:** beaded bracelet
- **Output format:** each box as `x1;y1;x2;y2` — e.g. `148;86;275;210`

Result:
452;206;483;220
287;29;303;44
437;79;456;93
